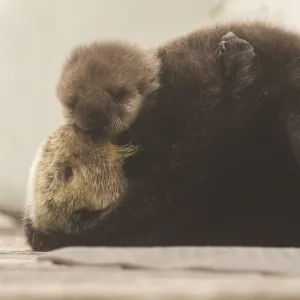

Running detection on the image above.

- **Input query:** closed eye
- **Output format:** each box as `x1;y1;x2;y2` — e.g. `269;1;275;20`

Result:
66;95;78;109
108;87;129;102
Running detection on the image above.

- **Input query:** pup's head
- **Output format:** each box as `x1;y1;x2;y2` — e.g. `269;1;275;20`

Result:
24;123;138;234
57;41;160;136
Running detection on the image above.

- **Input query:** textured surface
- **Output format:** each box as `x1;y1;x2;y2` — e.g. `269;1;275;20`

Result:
40;246;300;276
1;271;300;300
1;230;300;299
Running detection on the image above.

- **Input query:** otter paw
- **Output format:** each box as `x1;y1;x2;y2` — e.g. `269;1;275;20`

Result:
218;32;256;77
219;32;254;55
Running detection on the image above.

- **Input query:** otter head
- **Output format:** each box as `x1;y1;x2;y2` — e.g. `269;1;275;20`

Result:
24;123;139;234
57;41;161;137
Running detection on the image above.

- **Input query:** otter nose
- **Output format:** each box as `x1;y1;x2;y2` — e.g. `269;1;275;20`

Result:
74;101;110;132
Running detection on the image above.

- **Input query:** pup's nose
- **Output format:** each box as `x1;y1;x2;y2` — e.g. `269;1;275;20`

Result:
74;101;110;132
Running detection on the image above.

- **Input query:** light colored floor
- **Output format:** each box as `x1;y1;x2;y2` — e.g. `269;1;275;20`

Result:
1;228;300;300
0;230;218;300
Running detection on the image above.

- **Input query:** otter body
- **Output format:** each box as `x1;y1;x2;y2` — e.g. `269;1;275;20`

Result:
25;22;300;251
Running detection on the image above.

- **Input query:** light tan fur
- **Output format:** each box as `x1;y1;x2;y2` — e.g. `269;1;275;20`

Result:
25;123;139;233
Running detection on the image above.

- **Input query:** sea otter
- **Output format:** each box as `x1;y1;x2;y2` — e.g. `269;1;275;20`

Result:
25;22;300;251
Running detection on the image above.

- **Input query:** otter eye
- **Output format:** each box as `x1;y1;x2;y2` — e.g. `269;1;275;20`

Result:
137;81;146;94
66;96;78;109
64;166;73;181
108;87;128;102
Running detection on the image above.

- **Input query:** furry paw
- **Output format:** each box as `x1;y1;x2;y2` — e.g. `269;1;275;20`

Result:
219;32;253;54
218;32;256;77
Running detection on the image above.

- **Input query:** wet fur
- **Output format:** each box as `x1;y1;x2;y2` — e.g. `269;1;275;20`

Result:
25;21;300;251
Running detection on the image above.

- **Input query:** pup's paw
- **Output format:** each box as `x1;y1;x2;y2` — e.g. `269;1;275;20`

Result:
218;32;256;77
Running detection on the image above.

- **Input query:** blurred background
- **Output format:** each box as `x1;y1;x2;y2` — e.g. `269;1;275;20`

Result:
0;0;299;221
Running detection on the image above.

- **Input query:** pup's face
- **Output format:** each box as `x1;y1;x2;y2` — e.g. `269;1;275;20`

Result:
57;41;160;136
25;124;138;234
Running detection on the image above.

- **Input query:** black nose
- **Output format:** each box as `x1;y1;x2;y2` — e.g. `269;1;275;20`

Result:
74;101;110;132
72;209;103;223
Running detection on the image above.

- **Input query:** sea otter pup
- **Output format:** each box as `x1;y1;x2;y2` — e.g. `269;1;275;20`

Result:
25;22;300;251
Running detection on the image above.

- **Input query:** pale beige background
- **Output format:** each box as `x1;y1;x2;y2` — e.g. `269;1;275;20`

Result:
0;0;299;215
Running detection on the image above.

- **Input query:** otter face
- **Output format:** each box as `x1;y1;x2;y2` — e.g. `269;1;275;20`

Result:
24;124;138;234
57;41;160;136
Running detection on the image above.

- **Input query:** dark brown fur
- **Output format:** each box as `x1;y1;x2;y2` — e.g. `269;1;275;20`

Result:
25;21;300;251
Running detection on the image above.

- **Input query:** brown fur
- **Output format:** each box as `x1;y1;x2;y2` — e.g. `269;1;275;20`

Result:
57;41;160;136
25;21;300;251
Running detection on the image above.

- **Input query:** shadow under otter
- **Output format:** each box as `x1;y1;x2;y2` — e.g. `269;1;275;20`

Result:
25;22;300;251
